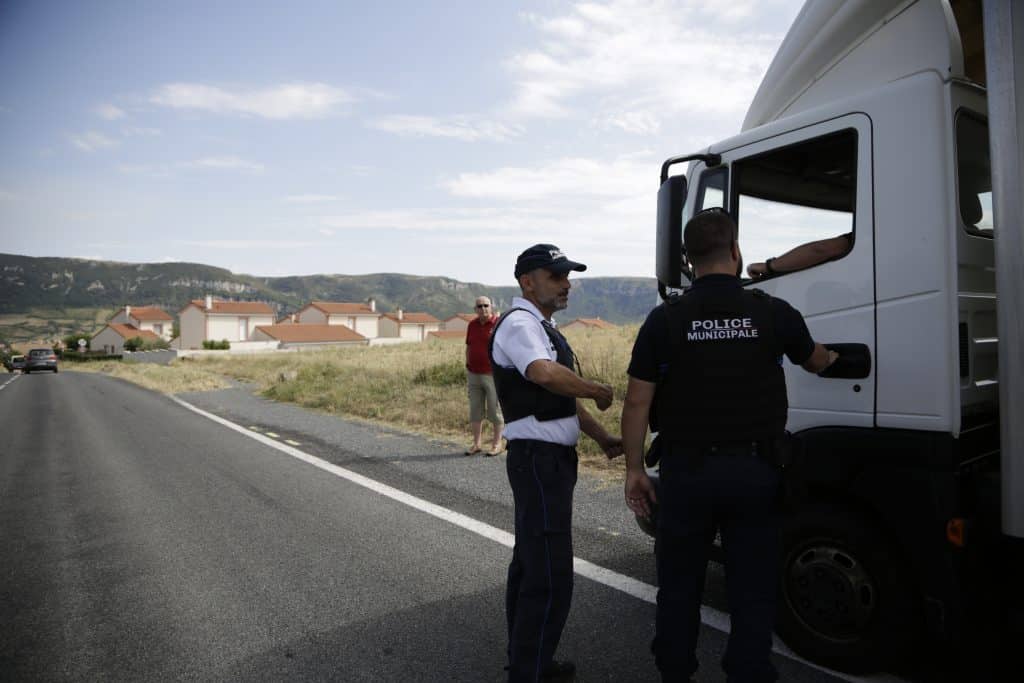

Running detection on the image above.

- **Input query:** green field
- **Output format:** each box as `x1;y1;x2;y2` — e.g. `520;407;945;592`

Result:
0;307;114;347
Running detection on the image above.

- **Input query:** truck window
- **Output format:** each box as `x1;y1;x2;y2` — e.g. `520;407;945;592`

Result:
956;112;994;236
733;129;857;277
696;167;728;212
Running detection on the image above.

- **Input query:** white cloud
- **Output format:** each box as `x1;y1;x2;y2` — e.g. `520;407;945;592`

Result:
599;111;661;135
506;0;790;131
285;194;342;203
443;155;652;201
182;156;265;172
94;103;125;120
151;82;353;119
118;163;172;177
179;239;317;249
369;115;523;142
70;131;119;152
320;207;572;234
123;126;161;137
318;228;335;236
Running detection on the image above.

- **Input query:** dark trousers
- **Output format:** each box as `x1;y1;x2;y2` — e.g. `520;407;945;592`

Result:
654;449;781;683
505;439;578;682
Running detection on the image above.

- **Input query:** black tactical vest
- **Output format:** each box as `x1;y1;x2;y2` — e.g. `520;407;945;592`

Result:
488;308;578;423
653;287;788;443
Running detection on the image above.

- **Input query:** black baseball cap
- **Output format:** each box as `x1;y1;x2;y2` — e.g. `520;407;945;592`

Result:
514;244;587;278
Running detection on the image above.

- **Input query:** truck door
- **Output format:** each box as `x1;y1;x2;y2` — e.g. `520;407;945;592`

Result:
718;115;875;429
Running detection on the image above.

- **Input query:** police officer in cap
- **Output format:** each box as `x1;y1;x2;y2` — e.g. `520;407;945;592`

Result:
620;209;837;682
490;243;623;682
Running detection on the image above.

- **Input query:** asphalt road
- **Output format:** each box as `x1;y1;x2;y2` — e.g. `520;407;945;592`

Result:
0;371;901;682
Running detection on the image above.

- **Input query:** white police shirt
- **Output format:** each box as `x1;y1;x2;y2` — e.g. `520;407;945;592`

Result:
491;296;580;446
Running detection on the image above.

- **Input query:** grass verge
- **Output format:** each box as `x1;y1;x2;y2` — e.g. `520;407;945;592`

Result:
70;324;642;476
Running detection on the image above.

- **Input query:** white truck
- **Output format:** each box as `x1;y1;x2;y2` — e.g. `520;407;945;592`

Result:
653;0;1023;673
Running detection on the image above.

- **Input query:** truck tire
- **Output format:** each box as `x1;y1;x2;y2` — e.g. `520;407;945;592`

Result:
776;504;921;673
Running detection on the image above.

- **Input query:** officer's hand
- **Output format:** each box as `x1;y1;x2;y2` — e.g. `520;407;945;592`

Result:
747;262;767;278
593;383;614;411
625;470;657;519
601;434;623;459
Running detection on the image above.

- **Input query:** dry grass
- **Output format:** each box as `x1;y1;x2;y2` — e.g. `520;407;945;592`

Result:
72;325;642;476
68;359;230;393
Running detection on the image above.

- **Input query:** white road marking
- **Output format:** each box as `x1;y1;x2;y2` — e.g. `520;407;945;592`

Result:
265;431;280;438
170;395;905;683
285;439;301;446
0;374;22;391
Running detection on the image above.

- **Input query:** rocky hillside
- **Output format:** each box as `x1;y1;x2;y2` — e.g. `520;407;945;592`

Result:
1;253;659;343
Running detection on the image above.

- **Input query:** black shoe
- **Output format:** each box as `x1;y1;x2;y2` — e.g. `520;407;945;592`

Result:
540;660;576;681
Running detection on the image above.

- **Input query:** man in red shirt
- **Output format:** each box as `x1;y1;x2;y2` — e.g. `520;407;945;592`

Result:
465;296;504;456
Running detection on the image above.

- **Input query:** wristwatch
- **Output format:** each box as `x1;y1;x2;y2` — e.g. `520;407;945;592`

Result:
765;257;777;275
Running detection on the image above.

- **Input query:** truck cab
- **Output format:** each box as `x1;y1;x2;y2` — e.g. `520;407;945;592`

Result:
654;0;1006;672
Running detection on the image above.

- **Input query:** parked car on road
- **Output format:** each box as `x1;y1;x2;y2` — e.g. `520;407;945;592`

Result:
4;355;25;373
24;348;58;373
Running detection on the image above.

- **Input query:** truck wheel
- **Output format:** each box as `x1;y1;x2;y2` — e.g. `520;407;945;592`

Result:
776;505;921;673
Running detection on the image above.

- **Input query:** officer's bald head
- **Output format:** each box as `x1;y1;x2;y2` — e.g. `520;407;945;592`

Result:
684;209;737;267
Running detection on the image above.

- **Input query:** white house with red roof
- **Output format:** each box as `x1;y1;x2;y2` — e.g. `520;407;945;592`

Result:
427;330;466;342
251;323;368;349
441;313;476;332
378;308;441;342
296;299;381;338
91;323;163;355
177;295;276;350
109;305;174;341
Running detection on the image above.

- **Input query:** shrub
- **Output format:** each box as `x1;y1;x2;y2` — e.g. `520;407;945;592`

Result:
412;361;466;387
139;337;171;351
202;339;231;350
123;336;145;352
62;332;91;351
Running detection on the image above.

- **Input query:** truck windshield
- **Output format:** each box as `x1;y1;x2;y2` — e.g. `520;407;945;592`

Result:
956;112;994;236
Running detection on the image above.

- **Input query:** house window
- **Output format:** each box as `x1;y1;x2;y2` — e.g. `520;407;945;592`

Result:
733;129;857;278
153;323;163;335
238;317;248;340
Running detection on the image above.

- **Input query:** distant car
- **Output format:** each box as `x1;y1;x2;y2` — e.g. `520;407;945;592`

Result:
24;348;58;373
4;355;25;373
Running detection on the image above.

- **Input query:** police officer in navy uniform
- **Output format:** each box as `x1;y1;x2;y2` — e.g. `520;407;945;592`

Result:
620;210;837;682
490;244;623;682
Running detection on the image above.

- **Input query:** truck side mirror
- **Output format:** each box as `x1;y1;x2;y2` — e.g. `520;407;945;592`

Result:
656;175;689;288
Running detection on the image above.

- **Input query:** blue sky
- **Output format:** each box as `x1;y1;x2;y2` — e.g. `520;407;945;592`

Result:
0;0;802;285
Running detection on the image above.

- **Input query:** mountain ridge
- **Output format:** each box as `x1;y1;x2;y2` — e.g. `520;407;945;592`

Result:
1;253;659;343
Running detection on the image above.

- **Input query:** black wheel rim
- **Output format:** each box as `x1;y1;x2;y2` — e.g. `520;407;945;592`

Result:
784;542;876;642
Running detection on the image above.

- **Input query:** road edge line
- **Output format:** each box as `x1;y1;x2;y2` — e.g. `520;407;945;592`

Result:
168;394;903;683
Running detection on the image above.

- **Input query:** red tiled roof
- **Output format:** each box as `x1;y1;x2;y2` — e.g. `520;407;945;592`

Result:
565;318;616;329
305;301;379;315
445;313;476;322
254;324;366;343
100;323;162;341
428;330;466;340
119;305;173;321
382;312;440;324
185;299;275;315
